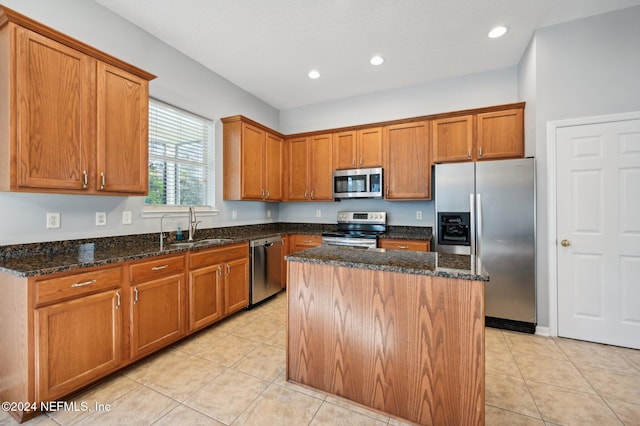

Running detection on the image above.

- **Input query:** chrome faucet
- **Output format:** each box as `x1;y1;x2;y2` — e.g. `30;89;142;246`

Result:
159;214;170;251
188;206;201;241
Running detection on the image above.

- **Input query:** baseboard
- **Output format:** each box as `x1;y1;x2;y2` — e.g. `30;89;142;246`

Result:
485;316;536;334
535;326;550;337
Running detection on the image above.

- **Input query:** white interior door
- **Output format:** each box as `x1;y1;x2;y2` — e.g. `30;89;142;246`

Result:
556;118;640;349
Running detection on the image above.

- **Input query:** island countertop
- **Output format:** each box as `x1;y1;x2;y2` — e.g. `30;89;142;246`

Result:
286;245;488;281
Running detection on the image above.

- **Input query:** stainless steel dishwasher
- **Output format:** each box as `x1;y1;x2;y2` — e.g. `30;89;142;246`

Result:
249;235;283;308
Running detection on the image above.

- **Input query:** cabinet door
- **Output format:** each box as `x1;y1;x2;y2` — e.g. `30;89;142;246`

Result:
357;127;383;168
188;264;223;331
15;27;93;191
383;121;431;200
378;238;430;252
35;289;122;401
240;123;265;199
432;115;473;163
265;132;283;200
96;62;148;194
131;273;184;359
309;134;333;200
476;109;524;160
333;131;357;170
287;137;309;200
224;257;249;315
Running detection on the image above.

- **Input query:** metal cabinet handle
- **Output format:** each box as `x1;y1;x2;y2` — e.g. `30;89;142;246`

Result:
100;172;106;190
133;287;139;304
561;239;571;247
360;158;363;166
310;190;314;200
266;190;270;198
226;264;231;275
151;264;169;271
478;147;483;158
467;149;471;158
217;266;222;276
82;170;88;189
303;240;313;243
304;190;308;200
352;159;356;166
71;279;97;288
397;245;409;249
116;291;121;309
385;187;389;197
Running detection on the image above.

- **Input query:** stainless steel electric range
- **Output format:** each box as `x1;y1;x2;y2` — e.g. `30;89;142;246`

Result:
321;211;387;249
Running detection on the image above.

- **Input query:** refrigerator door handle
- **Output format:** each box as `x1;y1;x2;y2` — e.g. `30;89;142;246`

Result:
470;193;476;256
476;193;482;258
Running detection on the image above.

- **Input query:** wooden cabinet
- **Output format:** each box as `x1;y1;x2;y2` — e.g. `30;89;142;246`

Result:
33;266;123;402
383;121;431;200
333;127;382;170
286;135;333;201
222;117;283;201
433;108;524;163
129;255;185;360
432;115;474;163
378;238;430;252
476;108;524;160
289;234;322;253
0;8;155;195
187;243;249;331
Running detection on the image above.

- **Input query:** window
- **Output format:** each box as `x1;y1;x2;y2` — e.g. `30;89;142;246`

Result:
146;99;213;206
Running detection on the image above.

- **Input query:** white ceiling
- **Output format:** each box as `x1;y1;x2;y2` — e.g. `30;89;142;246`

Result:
94;0;640;110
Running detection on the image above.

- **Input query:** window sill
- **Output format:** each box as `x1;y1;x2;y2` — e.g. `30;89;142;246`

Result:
141;205;219;218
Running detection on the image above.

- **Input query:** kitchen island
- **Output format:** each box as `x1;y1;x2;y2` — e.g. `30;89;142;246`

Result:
286;246;487;426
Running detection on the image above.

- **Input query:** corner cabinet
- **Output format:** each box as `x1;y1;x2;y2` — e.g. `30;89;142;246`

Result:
0;6;155;195
383;121;431;200
222;116;284;201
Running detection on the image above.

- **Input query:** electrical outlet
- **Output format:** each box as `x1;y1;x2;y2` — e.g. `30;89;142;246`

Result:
416;211;423;220
316;209;322;218
46;212;60;229
232;210;237;219
122;211;132;225
267;209;271;218
96;212;107;226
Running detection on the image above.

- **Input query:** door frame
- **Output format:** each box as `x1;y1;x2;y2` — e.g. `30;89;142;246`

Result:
546;110;640;338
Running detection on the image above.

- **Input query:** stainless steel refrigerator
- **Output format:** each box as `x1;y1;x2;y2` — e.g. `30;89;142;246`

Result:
434;158;536;333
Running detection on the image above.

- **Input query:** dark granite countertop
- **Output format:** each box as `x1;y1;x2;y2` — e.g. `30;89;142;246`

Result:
0;223;432;278
286;245;487;281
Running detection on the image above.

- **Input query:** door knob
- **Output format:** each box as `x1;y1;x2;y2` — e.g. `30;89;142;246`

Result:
561;239;571;247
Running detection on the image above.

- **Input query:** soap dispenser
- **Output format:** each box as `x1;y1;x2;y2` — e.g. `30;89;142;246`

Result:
176;224;183;241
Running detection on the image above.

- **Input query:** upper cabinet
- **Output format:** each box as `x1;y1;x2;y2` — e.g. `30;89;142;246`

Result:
222;116;283;201
432;115;474;163
432;105;524;164
476;108;524;161
0;7;155;195
383;121;431;200
333;127;382;170
285;134;333;201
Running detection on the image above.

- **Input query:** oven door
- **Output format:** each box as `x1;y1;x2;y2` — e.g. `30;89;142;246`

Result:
321;236;377;249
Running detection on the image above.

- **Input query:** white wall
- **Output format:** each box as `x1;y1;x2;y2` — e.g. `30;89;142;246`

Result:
528;5;640;329
0;0;280;245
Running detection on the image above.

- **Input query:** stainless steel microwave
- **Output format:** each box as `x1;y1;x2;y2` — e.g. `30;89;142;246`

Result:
332;167;383;199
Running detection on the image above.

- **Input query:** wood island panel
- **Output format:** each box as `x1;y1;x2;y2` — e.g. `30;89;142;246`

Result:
287;261;484;425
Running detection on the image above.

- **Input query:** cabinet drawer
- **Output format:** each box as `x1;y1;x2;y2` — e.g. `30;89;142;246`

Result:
129;255;185;283
378;239;430;252
35;267;122;306
190;243;249;269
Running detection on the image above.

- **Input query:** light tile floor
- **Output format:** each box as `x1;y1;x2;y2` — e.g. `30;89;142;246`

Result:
2;291;639;425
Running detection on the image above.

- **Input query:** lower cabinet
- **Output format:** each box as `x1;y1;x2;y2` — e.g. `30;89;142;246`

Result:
378;238;431;252
129;254;186;360
35;289;122;402
289;234;322;254
187;243;249;332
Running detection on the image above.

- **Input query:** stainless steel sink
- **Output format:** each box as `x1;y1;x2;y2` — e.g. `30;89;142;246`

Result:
170;238;234;249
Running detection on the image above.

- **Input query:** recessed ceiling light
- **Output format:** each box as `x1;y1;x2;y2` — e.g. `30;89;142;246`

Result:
370;55;384;66
308;70;320;79
488;26;508;39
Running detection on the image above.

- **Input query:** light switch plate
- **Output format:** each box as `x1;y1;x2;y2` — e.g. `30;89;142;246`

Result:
96;212;107;226
232;210;237;219
416;211;423;220
122;211;132;225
